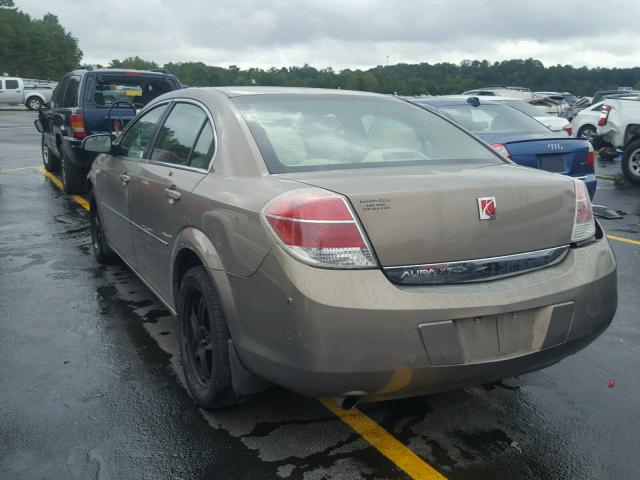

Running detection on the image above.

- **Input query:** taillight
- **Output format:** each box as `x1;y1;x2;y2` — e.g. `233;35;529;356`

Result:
563;125;573;136
491;143;511;159
587;142;595;166
69;113;86;139
262;189;376;268
598;105;610;126
571;178;595;243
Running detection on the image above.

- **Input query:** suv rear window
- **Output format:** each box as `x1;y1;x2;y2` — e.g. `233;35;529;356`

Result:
92;76;174;108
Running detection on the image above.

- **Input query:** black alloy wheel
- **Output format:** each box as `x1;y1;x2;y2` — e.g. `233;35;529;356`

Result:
185;289;214;386
178;266;245;409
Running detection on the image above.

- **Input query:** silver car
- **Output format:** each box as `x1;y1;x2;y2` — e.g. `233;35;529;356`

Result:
84;87;617;409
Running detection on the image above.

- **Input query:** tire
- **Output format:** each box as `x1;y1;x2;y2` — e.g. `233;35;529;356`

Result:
177;266;246;409
25;96;43;111
60;151;87;194
90;196;117;264
41;135;60;172
577;125;597;141
622;140;640;186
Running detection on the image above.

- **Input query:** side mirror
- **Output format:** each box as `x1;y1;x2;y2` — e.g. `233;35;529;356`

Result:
82;134;112;153
34;119;44;133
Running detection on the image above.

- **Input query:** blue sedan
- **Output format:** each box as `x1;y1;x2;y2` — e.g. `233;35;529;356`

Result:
410;96;597;199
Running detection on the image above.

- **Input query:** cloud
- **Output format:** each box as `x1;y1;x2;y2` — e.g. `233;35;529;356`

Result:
16;0;640;69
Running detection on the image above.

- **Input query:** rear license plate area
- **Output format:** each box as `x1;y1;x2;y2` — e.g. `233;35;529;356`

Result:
538;154;566;172
418;302;575;365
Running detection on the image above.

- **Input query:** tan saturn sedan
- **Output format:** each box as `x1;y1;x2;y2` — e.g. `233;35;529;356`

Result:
83;87;617;409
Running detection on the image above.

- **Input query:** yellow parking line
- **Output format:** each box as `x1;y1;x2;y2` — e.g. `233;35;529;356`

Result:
321;398;447;480
607;234;640;246
1;165;40;173
37;166;90;211
596;175;617;181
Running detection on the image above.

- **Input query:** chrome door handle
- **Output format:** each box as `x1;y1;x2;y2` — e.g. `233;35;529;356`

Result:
165;188;181;202
119;173;130;185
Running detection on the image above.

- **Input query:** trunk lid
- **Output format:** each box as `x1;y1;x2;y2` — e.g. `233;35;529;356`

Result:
282;163;576;267
497;136;591;177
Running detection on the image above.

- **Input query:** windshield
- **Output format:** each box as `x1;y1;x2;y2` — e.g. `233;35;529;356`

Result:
437;103;551;134
232;95;501;173
500;99;548;118
93;76;174;108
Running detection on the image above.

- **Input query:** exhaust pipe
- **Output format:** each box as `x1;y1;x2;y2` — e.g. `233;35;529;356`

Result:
340;395;359;410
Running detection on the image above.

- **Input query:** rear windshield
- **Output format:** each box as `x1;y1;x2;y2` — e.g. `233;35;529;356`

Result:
232;94;501;173
500;99;548;118
437;104;550;134
92;76;174;108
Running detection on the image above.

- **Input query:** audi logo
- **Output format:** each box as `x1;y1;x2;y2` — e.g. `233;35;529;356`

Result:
547;143;564;151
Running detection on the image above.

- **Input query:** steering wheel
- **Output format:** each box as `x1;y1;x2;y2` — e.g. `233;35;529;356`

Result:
107;100;137;137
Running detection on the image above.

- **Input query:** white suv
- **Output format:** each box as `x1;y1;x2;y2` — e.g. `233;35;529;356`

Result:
596;97;640;184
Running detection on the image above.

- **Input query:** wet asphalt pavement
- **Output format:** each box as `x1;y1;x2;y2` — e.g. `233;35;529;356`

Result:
1;110;640;480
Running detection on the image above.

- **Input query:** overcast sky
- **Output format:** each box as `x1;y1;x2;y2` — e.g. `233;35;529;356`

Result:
17;0;640;70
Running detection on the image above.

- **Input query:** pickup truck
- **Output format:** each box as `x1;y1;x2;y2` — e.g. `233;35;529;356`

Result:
0;77;56;110
596;97;640;184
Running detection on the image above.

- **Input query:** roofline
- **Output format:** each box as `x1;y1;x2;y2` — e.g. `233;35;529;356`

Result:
194;86;390;98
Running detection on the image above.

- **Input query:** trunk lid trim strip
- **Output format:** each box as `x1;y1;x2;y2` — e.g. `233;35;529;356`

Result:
383;245;570;285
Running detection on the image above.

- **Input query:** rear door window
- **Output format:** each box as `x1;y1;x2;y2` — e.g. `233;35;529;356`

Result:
93;76;175;108
150;103;208;166
5;80;19;89
119;104;169;159
189;121;215;169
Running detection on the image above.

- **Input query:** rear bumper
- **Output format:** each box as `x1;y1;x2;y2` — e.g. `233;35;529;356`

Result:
227;235;617;401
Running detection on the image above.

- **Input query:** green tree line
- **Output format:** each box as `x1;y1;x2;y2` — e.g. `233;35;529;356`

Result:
148;58;640;97
0;0;82;80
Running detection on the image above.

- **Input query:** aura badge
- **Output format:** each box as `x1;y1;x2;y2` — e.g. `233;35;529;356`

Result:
477;197;496;220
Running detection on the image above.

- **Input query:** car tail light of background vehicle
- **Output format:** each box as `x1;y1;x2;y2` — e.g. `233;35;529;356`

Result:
563;125;573;136
571;178;596;243
262;189;376;268
598;105;611;126
69;113;87;139
491;143;511;159
587;142;595;166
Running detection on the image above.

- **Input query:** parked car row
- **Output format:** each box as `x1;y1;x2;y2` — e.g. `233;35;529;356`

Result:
462;86;575;119
29;75;618;410
409;96;596;198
